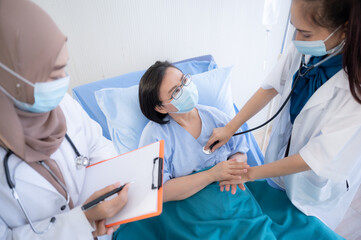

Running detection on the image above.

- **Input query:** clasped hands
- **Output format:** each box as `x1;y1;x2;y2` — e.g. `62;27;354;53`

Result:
217;158;252;195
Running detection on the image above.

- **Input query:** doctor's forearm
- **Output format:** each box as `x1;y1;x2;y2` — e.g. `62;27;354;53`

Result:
248;154;311;181
228;88;278;133
163;171;213;202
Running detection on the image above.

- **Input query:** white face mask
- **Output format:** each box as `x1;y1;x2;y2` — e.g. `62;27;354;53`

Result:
292;25;343;56
0;61;69;113
163;81;199;113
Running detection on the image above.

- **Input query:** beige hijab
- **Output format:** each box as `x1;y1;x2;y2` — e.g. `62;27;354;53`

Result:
0;0;72;206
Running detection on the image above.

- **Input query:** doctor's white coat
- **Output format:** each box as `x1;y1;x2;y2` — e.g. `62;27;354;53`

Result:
263;45;361;229
0;94;117;240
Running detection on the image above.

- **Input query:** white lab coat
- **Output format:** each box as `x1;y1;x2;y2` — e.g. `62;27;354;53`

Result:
0;94;117;240
262;44;361;229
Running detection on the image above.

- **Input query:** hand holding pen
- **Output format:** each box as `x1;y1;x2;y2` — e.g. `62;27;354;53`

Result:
83;182;130;236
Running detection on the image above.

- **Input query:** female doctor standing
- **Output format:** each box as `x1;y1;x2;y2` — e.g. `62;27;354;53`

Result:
0;0;129;239
205;0;361;230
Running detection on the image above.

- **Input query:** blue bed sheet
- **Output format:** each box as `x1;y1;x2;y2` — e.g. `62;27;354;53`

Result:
114;180;343;240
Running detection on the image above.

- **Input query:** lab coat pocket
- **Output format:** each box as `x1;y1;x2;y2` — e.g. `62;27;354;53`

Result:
299;172;332;203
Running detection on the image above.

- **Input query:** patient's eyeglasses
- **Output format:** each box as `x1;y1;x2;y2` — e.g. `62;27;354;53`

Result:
165;74;191;101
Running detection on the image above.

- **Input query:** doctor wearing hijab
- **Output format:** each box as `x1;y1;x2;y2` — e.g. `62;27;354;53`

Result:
205;0;361;229
0;0;129;239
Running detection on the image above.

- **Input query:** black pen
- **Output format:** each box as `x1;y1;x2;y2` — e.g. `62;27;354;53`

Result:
82;182;133;211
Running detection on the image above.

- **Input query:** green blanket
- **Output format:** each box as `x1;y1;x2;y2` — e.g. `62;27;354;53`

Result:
114;181;344;240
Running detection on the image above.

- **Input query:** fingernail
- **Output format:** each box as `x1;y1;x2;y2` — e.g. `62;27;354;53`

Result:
114;182;121;187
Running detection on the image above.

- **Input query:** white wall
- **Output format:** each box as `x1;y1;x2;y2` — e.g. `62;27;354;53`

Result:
32;0;291;129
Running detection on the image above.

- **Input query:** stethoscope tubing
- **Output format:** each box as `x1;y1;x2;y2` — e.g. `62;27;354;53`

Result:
2;133;82;234
209;45;344;150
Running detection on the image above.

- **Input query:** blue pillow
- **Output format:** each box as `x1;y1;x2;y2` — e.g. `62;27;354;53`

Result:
95;67;235;154
193;66;235;118
95;86;146;154
176;60;217;76
73;60;217;140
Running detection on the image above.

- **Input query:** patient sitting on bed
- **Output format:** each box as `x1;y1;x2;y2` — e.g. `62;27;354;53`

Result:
114;61;341;240
138;61;249;202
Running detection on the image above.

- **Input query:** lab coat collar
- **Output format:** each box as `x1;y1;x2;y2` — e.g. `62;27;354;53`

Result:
299;69;348;113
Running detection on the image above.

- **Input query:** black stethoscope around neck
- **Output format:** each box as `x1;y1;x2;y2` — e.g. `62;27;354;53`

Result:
205;41;346;153
3;133;88;234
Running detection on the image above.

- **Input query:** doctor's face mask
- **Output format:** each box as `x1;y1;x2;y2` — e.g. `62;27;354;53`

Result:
290;0;346;57
292;25;343;56
0;61;69;113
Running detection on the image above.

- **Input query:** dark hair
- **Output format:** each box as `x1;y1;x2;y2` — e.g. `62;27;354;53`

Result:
139;61;180;124
300;0;361;104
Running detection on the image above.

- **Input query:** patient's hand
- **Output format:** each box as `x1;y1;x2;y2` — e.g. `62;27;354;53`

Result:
219;154;248;194
220;183;246;195
209;159;249;183
219;167;252;194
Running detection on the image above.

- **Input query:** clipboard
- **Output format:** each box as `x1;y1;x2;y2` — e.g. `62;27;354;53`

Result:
79;140;164;227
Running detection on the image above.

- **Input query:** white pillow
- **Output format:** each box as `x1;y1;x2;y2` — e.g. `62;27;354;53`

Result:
95;67;235;154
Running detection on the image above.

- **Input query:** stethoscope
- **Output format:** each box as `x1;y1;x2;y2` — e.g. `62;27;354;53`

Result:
3;133;89;234
203;40;346;155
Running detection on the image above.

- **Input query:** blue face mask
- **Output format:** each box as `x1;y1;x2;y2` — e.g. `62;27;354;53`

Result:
164;81;199;113
293;25;342;56
0;62;69;113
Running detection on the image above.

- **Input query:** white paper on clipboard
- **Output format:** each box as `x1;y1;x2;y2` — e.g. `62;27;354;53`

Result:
78;140;164;226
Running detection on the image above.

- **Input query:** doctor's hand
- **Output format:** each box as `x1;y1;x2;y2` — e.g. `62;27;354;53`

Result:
219;168;252;193
83;183;129;236
93;219;120;237
205;126;234;152
209;159;249;183
220;154;248;194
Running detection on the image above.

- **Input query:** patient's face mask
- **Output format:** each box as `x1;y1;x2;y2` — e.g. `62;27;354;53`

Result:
163;76;199;114
293;25;343;56
0;62;69;113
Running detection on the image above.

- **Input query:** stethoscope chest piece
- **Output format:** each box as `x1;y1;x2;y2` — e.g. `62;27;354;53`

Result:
202;147;213;155
65;133;90;169
75;155;90;169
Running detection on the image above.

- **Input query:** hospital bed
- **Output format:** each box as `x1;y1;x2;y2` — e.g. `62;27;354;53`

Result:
73;55;264;167
72;55;343;240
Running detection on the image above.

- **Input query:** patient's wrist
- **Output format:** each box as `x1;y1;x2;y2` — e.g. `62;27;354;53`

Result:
206;168;216;182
